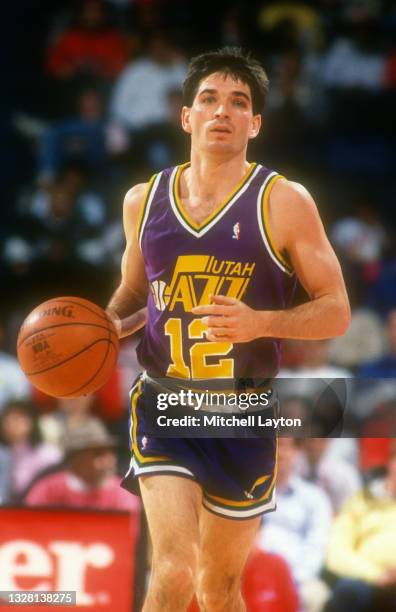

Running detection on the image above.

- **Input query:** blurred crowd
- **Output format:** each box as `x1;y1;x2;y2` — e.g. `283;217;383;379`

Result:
1;0;396;610
2;0;396;315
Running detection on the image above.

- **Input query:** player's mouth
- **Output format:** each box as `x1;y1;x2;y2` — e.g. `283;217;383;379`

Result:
210;124;232;134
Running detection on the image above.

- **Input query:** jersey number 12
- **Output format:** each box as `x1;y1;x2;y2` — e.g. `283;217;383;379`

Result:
164;318;234;379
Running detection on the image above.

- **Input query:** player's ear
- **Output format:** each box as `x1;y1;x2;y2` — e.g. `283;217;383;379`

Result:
181;106;192;134
249;114;262;139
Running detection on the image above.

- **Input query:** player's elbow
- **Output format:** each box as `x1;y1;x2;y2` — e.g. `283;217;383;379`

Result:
333;299;351;337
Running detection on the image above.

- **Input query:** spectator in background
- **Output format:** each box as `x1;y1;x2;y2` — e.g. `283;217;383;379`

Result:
328;194;388;370
364;260;396;318
37;89;108;185
39;395;96;448
279;339;352;380
110;33;187;135
278;339;352;410
332;201;388;264
257;3;323;54
318;12;393;179
25;419;140;516
384;48;396;89
325;443;396;612
359;310;396;377
46;0;128;82
8;162;107;273
0;322;31;411
278;340;355;453
331;199;388;307
39;385;129;455
328;309;386;371
260;46;323;169
133;88;189;171
0;400;62;502
320;17;385;91
256;437;332;612
242;549;299;612
0;444;11;504
296;438;361;513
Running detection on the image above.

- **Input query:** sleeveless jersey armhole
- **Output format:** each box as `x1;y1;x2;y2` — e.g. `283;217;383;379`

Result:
136;172;162;248
257;173;294;276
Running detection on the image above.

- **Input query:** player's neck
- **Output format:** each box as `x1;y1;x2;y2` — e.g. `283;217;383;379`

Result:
184;152;251;203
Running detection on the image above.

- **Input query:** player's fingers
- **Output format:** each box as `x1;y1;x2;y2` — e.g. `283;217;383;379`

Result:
202;316;233;328
207;327;233;337
207;331;233;342
192;304;231;316
211;294;239;306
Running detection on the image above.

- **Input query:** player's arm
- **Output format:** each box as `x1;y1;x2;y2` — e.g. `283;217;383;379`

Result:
192;179;350;342
255;178;351;339
106;184;149;338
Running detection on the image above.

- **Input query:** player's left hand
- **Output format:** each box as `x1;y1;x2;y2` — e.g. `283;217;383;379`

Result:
192;294;262;343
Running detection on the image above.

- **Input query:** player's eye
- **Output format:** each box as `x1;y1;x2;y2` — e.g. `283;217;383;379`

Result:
202;95;216;103
233;98;247;107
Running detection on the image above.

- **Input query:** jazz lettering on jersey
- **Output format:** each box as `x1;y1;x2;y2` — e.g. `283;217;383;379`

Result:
150;255;256;313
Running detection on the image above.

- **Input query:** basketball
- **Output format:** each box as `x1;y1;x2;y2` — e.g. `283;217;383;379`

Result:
17;297;119;398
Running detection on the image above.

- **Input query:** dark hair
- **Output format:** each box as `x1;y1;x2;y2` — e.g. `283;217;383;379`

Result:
0;400;42;447
183;47;269;115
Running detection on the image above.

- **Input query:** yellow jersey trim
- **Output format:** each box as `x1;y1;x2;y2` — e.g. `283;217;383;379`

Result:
136;173;157;245
262;174;294;274
130;381;170;464
204;433;278;508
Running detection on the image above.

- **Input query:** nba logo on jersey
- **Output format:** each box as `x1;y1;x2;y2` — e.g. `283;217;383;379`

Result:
232;222;241;240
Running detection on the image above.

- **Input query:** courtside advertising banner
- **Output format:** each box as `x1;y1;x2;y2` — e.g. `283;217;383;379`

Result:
0;507;137;610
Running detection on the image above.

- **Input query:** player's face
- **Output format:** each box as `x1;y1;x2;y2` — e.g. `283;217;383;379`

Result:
182;72;261;157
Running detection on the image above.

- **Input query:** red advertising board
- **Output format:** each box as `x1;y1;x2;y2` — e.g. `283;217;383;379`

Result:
0;507;139;611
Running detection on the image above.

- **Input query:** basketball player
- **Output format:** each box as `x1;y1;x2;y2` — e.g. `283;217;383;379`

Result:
106;48;350;612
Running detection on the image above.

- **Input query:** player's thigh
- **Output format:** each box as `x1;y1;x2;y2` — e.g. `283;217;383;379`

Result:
139;474;202;563
198;507;260;584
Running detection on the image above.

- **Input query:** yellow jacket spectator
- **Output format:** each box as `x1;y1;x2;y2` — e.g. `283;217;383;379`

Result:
325;445;396;612
327;479;396;583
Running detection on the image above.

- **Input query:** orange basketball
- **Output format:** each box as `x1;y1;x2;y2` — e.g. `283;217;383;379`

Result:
17;297;119;398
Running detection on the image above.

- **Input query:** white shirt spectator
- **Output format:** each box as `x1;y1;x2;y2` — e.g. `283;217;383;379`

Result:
321;38;385;90
110;58;187;130
279;365;352;379
325;438;359;467
0;353;31;411
295;443;362;513
257;476;332;585
329;308;386;369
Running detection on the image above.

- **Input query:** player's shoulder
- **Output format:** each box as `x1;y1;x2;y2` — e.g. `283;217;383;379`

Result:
271;177;316;210
123;182;150;223
268;177;321;230
124;183;149;208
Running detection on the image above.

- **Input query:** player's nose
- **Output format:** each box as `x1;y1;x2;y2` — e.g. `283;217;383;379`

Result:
214;103;230;118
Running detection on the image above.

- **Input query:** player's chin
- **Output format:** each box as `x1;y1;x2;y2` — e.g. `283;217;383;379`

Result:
204;141;237;154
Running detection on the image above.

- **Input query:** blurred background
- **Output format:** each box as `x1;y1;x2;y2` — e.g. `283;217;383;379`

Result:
1;0;396;610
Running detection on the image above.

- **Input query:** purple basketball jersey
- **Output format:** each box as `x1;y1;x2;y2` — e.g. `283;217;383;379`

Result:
136;162;296;381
